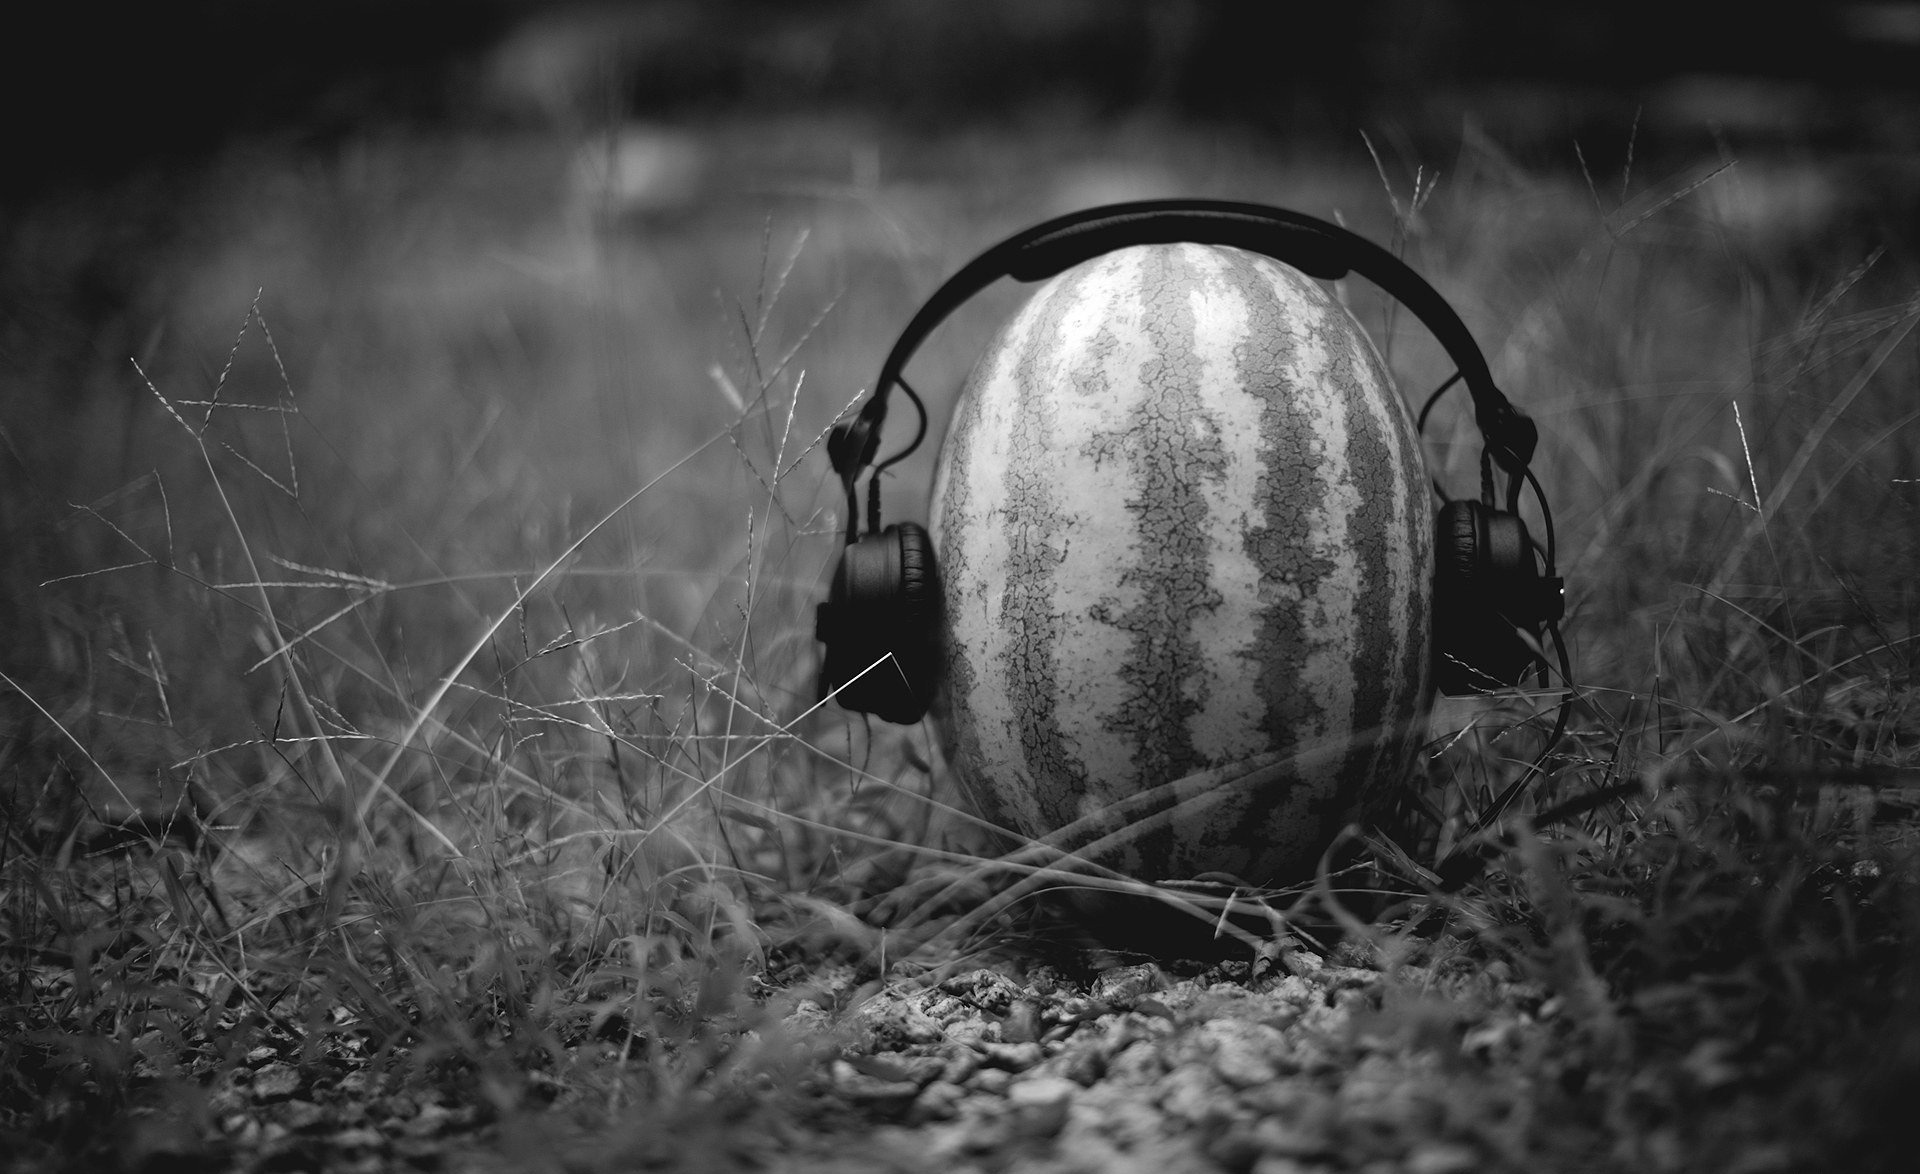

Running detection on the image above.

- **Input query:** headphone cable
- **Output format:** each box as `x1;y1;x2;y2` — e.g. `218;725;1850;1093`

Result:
868;374;929;478
1416;369;1463;434
1518;461;1558;573
1433;621;1577;890
842;373;929;540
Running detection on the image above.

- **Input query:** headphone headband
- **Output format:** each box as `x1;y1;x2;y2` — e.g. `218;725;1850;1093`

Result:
843;199;1537;498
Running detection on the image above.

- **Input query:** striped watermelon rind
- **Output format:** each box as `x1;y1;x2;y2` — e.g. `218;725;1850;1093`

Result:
929;242;1433;883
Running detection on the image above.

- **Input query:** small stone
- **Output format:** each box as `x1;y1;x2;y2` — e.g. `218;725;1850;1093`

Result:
1461;1017;1525;1062
1002;999;1043;1044
1201;1020;1286;1089
945;1018;998;1048
785;998;835;1033
400;1102;455;1138
960;1112;1013;1154
327;1099;368;1126
1406;1142;1481;1174
853;998;947;1047
1264;974;1320;1009
1330;938;1377;968
939;969;1023;1015
1060;1045;1106;1087
847;1052;946;1087
1156;1066;1225;1124
979;1041;1044;1072
1207;1124;1265;1171
221;1114;260;1146
207;1083;246;1116
920;994;970;1024
250;1062;302;1102
524;1071;563;1104
1006;1077;1075;1139
1106;1039;1167;1084
1681;1038;1744;1091
391;1136;447;1163
971;1068;1011;1095
1092;963;1168;1005
1282;946;1326;975
373;1092;418;1121
1331;984;1379;1013
278;1099;325;1130
1239;1080;1327;1118
1253;1114;1333;1159
1021;964;1071;994
1256;938;1325;982
327;1126;385;1151
831;1059;921;1106
911;1080;968;1123
940;1052;981;1085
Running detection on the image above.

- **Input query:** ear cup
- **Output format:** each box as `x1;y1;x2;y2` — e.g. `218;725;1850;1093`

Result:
1433;500;1554;693
893;521;938;635
815;523;942;723
1440;498;1484;602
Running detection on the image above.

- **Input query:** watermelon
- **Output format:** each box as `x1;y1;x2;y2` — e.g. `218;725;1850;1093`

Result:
929;242;1433;884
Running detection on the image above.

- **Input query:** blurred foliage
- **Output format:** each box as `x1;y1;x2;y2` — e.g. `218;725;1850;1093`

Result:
10;0;1920;200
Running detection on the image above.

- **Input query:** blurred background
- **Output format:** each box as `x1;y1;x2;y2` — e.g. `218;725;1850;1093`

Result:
6;0;1920;820
12;0;1920;192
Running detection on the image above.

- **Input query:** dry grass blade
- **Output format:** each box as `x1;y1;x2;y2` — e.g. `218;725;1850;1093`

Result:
1609;159;1735;238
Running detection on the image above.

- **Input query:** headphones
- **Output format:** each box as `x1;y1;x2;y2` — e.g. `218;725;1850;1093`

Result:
815;200;1566;725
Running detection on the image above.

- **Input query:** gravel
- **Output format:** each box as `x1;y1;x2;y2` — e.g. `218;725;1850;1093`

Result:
782;948;1559;1173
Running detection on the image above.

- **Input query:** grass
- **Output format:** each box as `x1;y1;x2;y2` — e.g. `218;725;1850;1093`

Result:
3;111;1920;1172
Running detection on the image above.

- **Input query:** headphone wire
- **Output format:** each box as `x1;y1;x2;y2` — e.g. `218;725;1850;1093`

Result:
1433;622;1577;890
1518;461;1558;573
869;374;929;478
850;374;930;539
1416;369;1463;434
